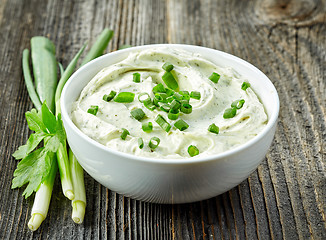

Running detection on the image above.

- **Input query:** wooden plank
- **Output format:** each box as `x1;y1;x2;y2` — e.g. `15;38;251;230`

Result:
0;0;325;239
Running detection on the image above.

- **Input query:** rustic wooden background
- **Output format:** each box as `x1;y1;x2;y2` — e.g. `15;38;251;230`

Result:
0;0;325;239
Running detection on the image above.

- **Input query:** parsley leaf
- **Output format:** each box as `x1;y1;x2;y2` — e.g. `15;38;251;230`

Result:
12;148;56;198
41;102;57;133
12;102;67;198
12;132;47;160
25;109;47;133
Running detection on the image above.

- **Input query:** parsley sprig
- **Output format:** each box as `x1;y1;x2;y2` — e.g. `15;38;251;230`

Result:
12;103;66;198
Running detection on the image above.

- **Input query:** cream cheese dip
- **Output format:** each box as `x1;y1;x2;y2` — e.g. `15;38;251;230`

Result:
71;48;268;159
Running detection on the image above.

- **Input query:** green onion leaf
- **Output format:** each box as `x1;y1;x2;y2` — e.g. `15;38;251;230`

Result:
241;82;251;90
188;145;199;157
155;114;171;132
130;108;146;121
231;99;245;109
138;138;144;149
208;72;220;83
103;90;117;102
142;122;153;132
174;119;189;131
223;107;237;119
149;137;160;149
22;49;42;110
31;37;58;113
87;105;99;115
208;123;219;134
133;72;141;83
81;29;114;66
162;71;179;90
190;91;201;100
114;92;135;103
162;62;174;72
120;128;130;140
180;103;192;114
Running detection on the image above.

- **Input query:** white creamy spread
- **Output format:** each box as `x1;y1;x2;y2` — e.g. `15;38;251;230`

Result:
71;48;268;159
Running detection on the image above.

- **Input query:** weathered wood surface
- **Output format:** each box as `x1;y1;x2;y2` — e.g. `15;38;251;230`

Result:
0;0;325;239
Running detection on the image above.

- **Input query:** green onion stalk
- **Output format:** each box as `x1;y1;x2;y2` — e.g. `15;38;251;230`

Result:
31;37;75;202
69;149;86;223
22;37;60;230
28;150;57;231
19;29;113;230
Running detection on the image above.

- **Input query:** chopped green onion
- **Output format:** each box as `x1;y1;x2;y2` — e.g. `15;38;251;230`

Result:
168;109;179;120
153;97;160;107
133;72;141;83
208;123;219;134
138;93;155;110
180;91;190;101
166;96;174;103
114;92;135;103
149;137;160;149
103;90;117;102
209;72;220;83
190;91;201;100
152;83;166;93
138;92;151;104
174;119;189;131
162;62;174;72
155;114;171;132
231;99;245;109
130;108;146;121
162;71;179;90
155;93;168;102
144;101;156;111
138;138;144;149
159;103;171;113
182;94;190;101
180;103;192;114
223;107;237;119
241;82;251;90
142;122;153;132
120;128;130;140
87;105;99;115
180;99;189;105
179;91;189;96
173;92;183;101
165;88;175;96
170;99;181;111
188;145;199;157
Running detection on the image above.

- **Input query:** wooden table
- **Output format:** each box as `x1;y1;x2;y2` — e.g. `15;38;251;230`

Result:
0;0;325;239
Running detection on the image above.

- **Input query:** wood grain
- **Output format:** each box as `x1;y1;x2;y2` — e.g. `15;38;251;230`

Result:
0;0;325;239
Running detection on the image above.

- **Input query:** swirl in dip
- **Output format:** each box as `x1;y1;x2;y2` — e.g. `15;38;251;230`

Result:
71;48;268;159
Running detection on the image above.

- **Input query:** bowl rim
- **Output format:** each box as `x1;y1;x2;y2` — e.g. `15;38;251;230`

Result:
61;43;280;165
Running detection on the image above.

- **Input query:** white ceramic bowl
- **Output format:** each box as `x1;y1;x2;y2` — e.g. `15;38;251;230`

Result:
61;44;279;204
